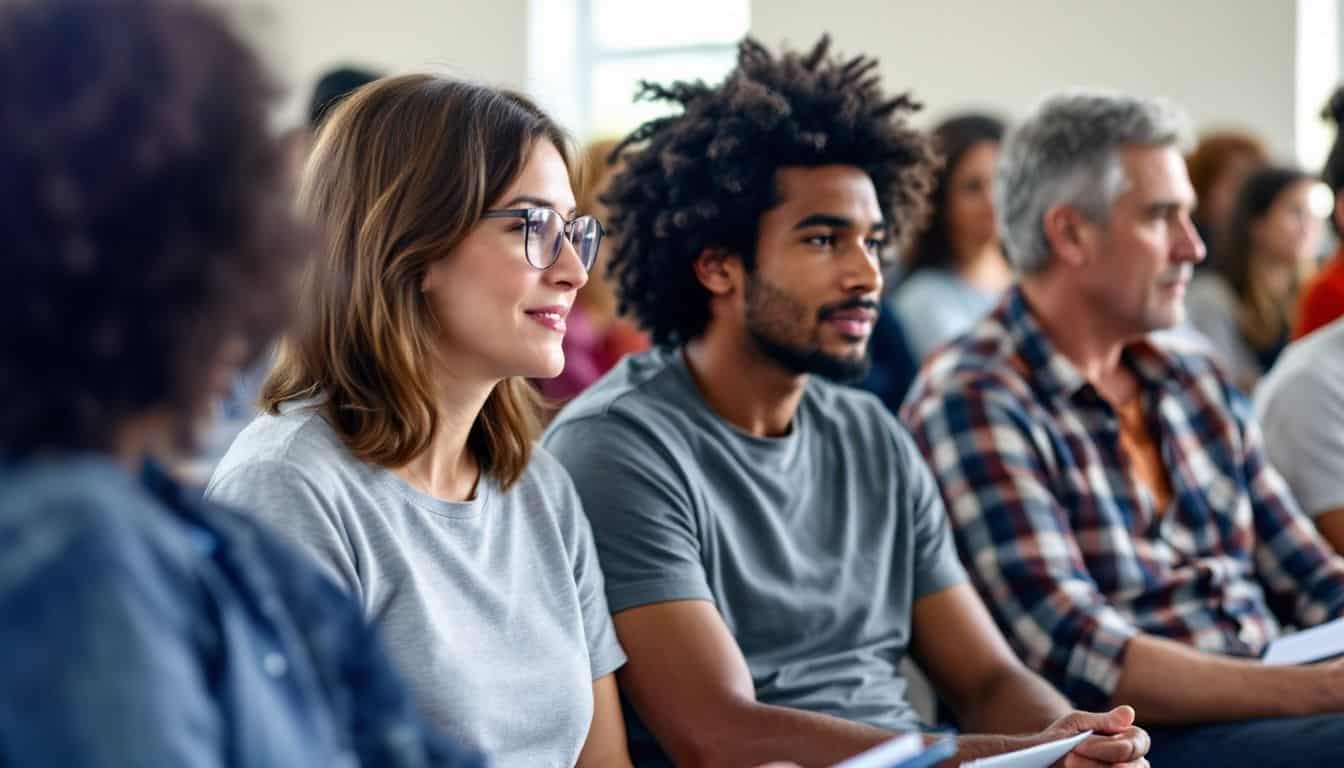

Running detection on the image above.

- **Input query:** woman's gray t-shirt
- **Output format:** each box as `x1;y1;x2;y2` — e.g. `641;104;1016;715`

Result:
205;404;625;768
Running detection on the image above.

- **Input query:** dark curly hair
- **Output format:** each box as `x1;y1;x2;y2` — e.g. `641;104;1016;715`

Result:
0;0;305;459
903;113;1005;278
603;36;938;346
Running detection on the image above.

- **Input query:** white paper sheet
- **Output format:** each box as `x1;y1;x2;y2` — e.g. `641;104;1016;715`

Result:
959;730;1091;768
1263;616;1344;666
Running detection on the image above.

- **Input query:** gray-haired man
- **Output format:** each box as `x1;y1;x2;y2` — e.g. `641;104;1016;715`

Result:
902;90;1344;766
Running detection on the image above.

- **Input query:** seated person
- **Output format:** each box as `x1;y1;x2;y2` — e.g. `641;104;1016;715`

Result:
538;137;651;405
1184;130;1268;268
205;76;631;767
544;36;1148;768
1255;316;1344;554
890;113;1012;362
0;1;479;765
902;90;1344;768
1185;166;1321;391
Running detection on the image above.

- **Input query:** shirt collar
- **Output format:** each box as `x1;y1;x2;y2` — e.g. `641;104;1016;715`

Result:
999;285;1186;402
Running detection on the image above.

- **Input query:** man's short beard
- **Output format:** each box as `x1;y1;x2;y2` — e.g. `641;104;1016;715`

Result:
744;276;871;382
748;327;871;381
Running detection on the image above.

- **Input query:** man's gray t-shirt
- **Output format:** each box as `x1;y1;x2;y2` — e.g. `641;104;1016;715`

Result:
542;347;966;734
205;403;625;768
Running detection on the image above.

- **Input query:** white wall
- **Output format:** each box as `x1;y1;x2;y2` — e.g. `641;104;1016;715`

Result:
750;0;1300;159
232;0;530;129
233;0;1311;163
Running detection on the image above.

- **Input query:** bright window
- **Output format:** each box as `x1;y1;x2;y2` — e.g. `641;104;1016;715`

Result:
579;0;749;139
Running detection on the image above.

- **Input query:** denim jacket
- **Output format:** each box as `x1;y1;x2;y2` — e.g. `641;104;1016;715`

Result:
0;456;486;768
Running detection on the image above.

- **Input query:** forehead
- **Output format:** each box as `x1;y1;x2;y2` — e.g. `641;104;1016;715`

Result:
1117;144;1195;203
499;139;577;210
770;165;883;222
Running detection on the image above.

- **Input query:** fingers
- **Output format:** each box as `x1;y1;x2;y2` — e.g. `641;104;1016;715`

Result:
1063;705;1137;735
1061;756;1149;768
1092;705;1136;732
1069;727;1149;764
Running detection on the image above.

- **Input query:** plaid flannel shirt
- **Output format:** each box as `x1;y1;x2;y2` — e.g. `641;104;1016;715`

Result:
900;286;1344;709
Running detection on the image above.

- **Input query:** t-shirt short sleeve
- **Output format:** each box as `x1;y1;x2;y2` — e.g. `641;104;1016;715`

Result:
568;501;628;680
535;451;628;680
206;459;362;599
543;415;712;613
892;419;968;599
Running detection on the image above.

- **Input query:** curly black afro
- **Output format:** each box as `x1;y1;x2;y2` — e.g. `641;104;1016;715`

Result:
0;0;304;458
603;35;938;346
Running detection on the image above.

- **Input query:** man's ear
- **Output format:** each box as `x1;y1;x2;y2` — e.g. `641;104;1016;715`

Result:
1041;204;1095;268
692;247;743;297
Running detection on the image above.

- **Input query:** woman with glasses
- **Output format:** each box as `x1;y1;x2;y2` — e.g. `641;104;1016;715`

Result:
206;75;631;767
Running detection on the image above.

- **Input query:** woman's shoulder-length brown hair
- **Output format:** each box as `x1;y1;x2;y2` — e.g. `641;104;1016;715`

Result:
262;74;572;488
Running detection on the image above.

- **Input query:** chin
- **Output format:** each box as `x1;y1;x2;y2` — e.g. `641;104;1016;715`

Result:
523;354;566;380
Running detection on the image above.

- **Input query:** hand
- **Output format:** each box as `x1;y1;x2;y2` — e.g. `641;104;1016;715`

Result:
1040;705;1150;768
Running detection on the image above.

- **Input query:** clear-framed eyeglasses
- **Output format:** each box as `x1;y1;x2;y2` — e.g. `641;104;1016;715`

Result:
480;207;604;271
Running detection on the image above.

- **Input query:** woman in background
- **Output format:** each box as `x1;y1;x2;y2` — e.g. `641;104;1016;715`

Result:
537;138;650;404
890;114;1012;362
1187;166;1322;391
1185;130;1269;262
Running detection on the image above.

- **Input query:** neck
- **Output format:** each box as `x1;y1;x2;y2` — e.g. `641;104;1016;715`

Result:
1019;278;1129;385
393;371;495;502
683;331;808;438
954;241;1012;293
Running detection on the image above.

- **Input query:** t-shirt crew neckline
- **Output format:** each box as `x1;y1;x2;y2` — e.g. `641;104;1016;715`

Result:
668;347;804;463
372;465;493;519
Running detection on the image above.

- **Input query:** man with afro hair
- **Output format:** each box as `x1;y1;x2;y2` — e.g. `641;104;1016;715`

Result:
544;37;1150;767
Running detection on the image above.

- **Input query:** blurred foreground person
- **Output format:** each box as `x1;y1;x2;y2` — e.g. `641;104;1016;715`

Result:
0;1;481;765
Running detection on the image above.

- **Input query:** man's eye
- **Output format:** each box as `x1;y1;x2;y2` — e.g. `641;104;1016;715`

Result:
865;237;885;251
805;234;835;247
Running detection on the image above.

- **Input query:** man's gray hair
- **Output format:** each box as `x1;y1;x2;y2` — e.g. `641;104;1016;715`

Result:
996;90;1191;274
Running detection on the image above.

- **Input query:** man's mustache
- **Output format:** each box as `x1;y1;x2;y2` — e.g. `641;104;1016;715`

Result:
818;297;880;321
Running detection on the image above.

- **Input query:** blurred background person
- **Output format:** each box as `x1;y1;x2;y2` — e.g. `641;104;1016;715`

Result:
1297;86;1344;339
1185;130;1270;265
1256;315;1344;555
890;113;1012;363
1187;166;1322;391
0;0;479;765
537;138;649;405
289;64;384;177
188;63;384;483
